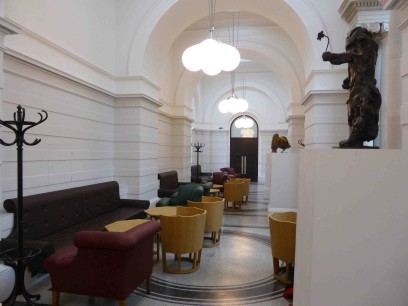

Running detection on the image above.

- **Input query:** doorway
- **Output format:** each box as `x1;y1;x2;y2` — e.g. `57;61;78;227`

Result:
230;116;258;182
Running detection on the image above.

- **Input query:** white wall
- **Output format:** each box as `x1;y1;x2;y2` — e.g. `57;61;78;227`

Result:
4;0;116;74
295;149;408;306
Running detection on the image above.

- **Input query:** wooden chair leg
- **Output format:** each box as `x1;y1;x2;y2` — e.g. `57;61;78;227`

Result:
177;253;182;271
146;274;152;294
162;249;167;272
52;291;60;306
273;257;280;276
119;299;126;306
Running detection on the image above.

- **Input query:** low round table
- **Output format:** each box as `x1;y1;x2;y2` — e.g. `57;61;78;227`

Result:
105;219;151;232
145;206;178;219
212;184;223;189
209;188;220;196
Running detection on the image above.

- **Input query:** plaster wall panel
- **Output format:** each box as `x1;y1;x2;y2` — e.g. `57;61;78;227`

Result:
1;56;115;204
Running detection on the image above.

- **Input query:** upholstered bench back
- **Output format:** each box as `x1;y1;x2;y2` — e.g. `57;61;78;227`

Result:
3;181;121;240
158;170;179;190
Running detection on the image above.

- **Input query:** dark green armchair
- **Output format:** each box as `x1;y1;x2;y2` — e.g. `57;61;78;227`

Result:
156;184;205;207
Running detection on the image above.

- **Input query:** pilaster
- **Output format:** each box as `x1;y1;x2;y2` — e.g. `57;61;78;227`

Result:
114;96;161;200
286;103;305;152
301;91;349;148
0;16;19;300
0;18;20;205
171;116;193;181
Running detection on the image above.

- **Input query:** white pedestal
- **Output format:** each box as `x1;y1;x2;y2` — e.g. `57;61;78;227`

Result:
268;153;299;212
294;149;408;306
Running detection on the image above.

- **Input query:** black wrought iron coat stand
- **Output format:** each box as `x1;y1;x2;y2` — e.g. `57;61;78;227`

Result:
0;105;48;306
191;142;204;183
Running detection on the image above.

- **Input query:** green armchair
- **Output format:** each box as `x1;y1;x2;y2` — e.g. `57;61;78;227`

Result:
156;184;205;207
192;182;213;196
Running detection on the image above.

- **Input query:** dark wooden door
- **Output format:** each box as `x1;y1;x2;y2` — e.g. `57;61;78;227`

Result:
230;138;258;182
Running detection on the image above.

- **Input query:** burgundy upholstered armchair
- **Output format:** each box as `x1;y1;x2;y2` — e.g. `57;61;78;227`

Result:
44;221;161;306
220;167;241;178
211;172;229;192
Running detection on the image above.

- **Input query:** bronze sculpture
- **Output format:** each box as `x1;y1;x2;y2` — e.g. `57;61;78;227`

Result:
271;134;290;153
319;27;381;148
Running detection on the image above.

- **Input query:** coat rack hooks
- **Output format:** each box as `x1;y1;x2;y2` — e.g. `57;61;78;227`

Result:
0;105;48;306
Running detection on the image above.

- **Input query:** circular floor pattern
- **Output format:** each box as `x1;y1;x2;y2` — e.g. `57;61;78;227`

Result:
134;230;285;305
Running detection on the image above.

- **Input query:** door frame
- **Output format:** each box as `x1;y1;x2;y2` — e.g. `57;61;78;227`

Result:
229;115;259;181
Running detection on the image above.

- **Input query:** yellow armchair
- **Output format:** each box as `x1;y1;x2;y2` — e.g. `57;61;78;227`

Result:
160;206;206;274
268;211;297;285
188;196;225;247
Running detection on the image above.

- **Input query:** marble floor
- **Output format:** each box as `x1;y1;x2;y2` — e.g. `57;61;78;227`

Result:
16;183;292;306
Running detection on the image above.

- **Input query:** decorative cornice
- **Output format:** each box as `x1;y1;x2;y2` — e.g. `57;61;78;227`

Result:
382;0;408;10
340;1;384;23
0;17;20;36
300;90;348;106
158;111;194;122
339;0;390;32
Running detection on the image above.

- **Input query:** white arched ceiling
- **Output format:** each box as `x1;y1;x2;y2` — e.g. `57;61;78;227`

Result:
127;0;328;82
175;43;302;128
173;33;304;101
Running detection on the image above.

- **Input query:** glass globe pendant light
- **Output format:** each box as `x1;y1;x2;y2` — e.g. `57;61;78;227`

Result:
182;0;240;76
235;114;254;128
218;62;249;114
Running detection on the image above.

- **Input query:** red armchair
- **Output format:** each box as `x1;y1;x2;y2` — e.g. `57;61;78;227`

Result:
44;221;161;306
220;167;241;178
211;172;229;192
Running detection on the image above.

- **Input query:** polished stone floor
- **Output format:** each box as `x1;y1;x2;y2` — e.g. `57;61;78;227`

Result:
16;183;292;306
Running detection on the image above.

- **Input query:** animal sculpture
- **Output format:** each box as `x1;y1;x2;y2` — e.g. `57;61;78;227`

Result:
271;134;291;153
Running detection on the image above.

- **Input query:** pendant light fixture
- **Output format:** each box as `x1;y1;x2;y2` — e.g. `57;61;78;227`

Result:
218;69;248;114
182;0;240;76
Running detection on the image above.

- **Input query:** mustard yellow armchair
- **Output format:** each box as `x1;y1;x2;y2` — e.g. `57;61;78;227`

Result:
268;211;297;285
188;196;225;247
160;206;206;274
